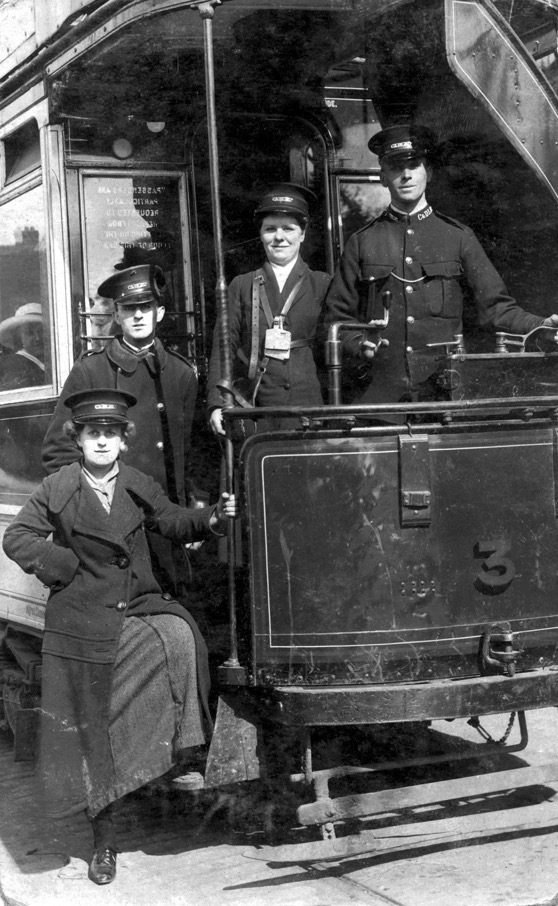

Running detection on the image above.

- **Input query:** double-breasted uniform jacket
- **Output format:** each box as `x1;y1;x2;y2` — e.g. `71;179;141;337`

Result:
2;461;214;817
324;205;545;403
207;257;331;411
42;337;197;505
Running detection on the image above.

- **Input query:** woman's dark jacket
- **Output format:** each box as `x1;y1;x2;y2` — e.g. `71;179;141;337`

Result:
2;461;215;816
207;257;331;411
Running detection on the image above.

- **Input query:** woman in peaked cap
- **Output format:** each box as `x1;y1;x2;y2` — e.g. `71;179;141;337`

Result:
3;388;236;885
207;182;331;434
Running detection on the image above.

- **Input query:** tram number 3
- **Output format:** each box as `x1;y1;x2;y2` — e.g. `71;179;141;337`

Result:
474;539;516;594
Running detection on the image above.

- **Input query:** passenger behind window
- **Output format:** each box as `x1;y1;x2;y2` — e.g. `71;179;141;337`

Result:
0;303;45;390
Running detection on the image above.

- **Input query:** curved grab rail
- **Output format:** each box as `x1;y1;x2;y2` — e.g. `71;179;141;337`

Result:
495;324;558;353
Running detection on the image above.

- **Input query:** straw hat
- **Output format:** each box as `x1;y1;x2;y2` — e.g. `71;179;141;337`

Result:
0;303;43;350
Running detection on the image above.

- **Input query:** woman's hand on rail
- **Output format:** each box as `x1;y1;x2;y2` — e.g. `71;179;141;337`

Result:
210;492;238;533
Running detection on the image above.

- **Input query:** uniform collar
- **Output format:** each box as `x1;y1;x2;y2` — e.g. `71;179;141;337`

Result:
262;256;309;281
106;336;166;374
385;203;433;223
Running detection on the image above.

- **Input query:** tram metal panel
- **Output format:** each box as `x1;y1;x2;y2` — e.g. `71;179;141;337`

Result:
245;424;558;685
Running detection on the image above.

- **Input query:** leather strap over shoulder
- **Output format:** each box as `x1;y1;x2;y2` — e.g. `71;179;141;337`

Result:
259;278;304;329
249;273;264;380
216;378;255;409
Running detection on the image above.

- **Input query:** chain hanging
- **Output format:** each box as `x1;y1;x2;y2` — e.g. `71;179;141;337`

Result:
468;712;516;745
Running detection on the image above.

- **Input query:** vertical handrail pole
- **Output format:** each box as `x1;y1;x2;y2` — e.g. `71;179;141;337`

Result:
197;1;244;680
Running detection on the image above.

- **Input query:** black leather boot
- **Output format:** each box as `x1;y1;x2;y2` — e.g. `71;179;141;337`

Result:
88;804;119;885
88;846;118;885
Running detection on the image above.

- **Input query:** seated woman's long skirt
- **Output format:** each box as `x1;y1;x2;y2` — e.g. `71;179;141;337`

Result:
38;614;205;818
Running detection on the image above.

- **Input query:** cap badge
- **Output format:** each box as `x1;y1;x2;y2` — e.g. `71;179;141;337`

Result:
271;195;294;203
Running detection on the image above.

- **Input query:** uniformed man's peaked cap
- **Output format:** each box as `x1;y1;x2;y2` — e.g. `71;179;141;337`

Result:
368;124;437;162
255;183;316;219
65;388;137;424
97;264;165;305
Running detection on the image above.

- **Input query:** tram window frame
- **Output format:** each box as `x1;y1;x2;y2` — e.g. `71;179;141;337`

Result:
76;168;196;360
0;99;70;506
3;119;41;187
0;113;54;404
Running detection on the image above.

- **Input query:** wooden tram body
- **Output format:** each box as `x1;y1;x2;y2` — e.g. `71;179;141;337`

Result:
0;0;558;840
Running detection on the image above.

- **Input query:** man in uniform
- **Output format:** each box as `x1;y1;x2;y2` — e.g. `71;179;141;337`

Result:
324;124;558;403
42;264;197;591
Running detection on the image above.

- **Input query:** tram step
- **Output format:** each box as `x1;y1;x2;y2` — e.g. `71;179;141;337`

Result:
296;762;558;826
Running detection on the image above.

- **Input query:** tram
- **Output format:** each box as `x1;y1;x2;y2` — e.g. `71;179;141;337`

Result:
2;0;558;844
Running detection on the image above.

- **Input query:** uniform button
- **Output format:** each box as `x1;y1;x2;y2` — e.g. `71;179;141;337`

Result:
157;403;165;411
156;441;164;450
117;556;129;569
405;256;413;264
405;285;413;293
116;600;127;612
406;346;414;353
407;228;414;235
407;315;415;324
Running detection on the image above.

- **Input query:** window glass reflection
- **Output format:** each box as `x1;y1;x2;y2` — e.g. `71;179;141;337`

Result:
82;173;191;356
338;177;391;248
0;185;50;392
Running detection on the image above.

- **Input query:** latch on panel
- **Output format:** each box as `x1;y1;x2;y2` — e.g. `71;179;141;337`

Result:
399;434;432;527
401;490;431;508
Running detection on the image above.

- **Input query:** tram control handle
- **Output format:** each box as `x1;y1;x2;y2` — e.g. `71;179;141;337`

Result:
426;324;558;357
326;291;392;405
494;324;558;353
327;308;558;406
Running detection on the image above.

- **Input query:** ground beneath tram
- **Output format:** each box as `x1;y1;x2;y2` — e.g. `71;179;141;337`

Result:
1;709;558;905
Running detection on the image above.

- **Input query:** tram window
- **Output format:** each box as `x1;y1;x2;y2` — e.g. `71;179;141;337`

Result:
493;1;558;87
0;176;52;498
0;184;50;393
80;172;193;358
324;58;381;171
337;176;391;248
3;120;41;186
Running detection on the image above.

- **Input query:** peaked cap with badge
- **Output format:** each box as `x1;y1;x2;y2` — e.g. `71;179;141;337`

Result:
65;388;137;425
368;124;437;162
98;264;166;305
254;182;316;220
